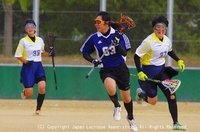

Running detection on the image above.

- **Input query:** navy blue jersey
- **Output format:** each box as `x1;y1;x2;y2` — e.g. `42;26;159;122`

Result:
80;27;131;68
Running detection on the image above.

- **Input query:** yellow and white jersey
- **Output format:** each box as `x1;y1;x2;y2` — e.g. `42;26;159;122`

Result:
14;35;45;62
135;33;172;66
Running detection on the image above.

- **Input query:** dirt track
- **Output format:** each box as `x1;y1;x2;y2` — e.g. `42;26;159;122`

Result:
0;99;199;132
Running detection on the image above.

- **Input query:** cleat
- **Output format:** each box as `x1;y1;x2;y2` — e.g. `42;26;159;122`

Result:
126;116;138;131
113;106;121;121
21;89;26;99
36;110;44;116
135;88;143;104
173;122;186;131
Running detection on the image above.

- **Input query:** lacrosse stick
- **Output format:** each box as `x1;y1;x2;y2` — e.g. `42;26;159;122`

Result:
85;14;136;78
130;73;181;94
44;32;58;90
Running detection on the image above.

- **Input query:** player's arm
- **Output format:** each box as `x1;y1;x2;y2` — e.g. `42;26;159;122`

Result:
134;54;142;72
16;57;27;64
168;50;185;72
168;50;180;61
15;56;33;66
41;51;50;57
115;45;127;56
83;54;93;63
41;43;54;57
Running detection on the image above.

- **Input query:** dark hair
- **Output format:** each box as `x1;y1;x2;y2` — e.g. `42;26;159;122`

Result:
24;19;36;27
152;15;168;27
96;11;111;21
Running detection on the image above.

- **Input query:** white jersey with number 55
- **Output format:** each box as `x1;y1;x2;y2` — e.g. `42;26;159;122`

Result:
14;35;45;63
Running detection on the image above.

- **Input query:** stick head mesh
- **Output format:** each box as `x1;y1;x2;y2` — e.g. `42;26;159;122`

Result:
162;79;181;94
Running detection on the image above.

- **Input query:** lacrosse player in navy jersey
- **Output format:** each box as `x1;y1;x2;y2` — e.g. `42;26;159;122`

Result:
14;19;54;115
134;15;186;130
80;11;138;131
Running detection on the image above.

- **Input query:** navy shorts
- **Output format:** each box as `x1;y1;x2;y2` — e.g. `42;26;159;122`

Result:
139;65;166;98
99;63;130;91
20;62;45;88
139;65;178;98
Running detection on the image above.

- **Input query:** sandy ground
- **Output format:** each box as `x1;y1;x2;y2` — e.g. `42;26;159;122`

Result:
0;99;199;132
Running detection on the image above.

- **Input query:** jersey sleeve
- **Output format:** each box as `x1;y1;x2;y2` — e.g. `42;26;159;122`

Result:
121;34;131;50
41;38;45;53
80;35;95;54
14;39;25;58
135;39;151;58
167;38;172;52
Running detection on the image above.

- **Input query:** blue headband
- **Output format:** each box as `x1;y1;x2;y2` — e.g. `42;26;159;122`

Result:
25;23;36;30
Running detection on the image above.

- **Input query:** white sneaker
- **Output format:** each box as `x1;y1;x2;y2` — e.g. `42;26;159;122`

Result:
113;106;121;121
21;89;26;99
126;116;138;131
135;88;143;104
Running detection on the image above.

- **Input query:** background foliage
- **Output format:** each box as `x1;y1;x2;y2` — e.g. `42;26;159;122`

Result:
0;0;200;66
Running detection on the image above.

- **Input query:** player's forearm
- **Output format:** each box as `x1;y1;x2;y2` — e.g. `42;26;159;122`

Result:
83;54;93;63
115;45;127;56
168;50;180;61
134;54;142;72
41;52;50;57
17;57;27;64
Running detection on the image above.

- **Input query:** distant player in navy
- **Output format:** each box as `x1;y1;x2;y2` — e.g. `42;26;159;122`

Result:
14;19;54;115
80;11;138;131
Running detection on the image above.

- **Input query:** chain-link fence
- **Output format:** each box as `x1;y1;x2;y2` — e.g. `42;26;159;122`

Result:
0;2;200;67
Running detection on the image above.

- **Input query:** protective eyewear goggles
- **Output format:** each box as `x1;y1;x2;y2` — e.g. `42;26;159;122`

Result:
94;19;105;25
154;23;167;30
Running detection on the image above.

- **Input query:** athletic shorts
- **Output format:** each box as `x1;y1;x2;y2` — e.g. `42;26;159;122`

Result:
20;62;46;88
138;65;167;98
99;63;130;91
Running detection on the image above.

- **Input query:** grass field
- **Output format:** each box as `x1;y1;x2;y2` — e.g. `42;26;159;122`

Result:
0;99;199;132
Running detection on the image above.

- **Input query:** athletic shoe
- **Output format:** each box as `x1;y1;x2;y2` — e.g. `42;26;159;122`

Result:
21;89;26;99
126;116;138;131
173;122;186;131
135;88;143;104
36;110;44;116
113;106;121;121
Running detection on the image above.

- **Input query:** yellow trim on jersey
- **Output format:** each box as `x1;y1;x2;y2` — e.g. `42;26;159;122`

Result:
139;33;166;65
14;35;45;64
139;35;154;65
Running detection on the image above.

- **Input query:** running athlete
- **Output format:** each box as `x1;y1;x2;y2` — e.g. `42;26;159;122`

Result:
134;15;186;130
80;11;138;131
14;19;54;115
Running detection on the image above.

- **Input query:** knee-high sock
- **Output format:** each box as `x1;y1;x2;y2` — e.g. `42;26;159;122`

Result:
36;94;45;111
169;101;178;124
124;100;134;120
167;96;178;124
108;93;120;107
139;92;148;102
162;86;178;124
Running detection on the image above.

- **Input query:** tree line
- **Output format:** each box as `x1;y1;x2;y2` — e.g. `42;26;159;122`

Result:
1;0;200;56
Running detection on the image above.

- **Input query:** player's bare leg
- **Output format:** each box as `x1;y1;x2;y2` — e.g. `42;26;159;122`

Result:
104;78;121;121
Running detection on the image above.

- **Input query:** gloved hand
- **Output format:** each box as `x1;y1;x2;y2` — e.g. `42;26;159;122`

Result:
138;71;148;81
112;37;119;47
25;60;33;66
49;48;55;57
92;59;101;67
178;60;185;72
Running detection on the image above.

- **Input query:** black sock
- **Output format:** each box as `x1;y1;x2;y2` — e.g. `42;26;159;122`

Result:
139;92;148;102
36;94;45;111
108;93;120;107
124;100;133;120
167;97;178;124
